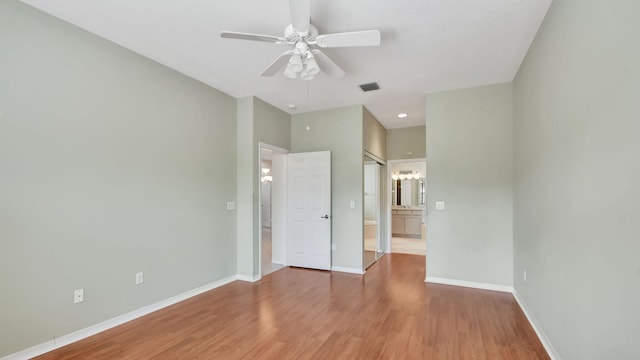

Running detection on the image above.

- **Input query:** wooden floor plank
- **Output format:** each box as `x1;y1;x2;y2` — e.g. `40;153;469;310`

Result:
34;254;549;359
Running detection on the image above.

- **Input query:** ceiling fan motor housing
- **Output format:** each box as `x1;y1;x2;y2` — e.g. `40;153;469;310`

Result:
285;24;318;46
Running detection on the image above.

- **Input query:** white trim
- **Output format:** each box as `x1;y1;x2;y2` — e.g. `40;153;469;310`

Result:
2;274;559;360
258;142;290;155
271;259;285;266
237;274;262;282
363;150;386;166
425;276;513;293
1;275;238;360
331;266;365;275
512;290;561;360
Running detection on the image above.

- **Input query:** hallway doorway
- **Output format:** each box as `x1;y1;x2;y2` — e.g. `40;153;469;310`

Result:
387;160;427;257
259;143;288;277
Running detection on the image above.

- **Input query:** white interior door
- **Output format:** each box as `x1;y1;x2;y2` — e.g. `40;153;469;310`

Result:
287;151;331;270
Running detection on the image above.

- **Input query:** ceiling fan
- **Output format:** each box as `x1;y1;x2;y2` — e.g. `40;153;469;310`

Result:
220;0;381;80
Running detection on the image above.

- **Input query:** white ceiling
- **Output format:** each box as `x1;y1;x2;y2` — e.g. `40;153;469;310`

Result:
20;0;551;129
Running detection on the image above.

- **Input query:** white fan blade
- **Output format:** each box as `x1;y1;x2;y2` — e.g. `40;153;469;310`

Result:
311;49;345;78
221;31;284;44
289;0;310;34
315;30;381;48
261;51;294;76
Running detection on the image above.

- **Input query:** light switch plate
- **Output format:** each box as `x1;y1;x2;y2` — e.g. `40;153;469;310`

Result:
349;200;355;209
226;202;236;210
435;201;445;210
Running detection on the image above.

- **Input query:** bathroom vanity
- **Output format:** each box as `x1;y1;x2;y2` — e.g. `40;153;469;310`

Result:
391;208;423;238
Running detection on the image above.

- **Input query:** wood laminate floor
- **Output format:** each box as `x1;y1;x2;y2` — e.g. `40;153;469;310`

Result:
35;254;549;360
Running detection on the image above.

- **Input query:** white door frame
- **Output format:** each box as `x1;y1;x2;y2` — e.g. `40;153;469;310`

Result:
386;158;427;253
258;142;289;278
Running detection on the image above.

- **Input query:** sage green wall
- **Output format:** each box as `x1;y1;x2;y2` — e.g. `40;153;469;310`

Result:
426;83;513;286
0;1;237;356
513;0;640;359
236;96;291;278
252;98;291;275
254;97;291;150
386;126;426;160
291;106;364;271
236;97;254;278
363;107;386;160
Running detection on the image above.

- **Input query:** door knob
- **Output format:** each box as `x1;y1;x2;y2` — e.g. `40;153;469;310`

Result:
321;215;330;219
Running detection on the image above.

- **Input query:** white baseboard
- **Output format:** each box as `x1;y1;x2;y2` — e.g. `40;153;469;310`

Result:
3;274;558;360
1;275;238;360
425;276;513;293
271;259;286;266
331;266;365;275
512;290;560;360
237;274;261;282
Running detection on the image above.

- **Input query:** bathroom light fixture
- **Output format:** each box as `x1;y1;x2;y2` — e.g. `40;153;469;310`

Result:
392;171;421;180
261;168;272;182
397;113;408;118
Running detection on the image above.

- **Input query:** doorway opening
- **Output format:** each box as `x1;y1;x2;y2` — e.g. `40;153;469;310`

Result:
364;153;386;269
387;159;426;256
259;143;289;277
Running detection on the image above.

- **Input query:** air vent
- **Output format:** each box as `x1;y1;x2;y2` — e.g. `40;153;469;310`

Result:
359;82;380;92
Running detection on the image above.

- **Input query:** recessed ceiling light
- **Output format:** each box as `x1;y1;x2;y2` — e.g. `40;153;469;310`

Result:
288;104;296;109
397;113;408;118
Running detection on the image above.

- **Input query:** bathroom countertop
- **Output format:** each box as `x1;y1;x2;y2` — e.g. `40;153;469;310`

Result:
392;206;425;210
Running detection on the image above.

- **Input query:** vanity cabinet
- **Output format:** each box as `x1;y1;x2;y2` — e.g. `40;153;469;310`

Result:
391;209;423;237
391;215;405;234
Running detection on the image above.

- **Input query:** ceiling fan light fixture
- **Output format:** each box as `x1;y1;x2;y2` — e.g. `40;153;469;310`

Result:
305;56;320;76
299;68;315;80
284;65;298;79
287;53;303;73
285;53;303;76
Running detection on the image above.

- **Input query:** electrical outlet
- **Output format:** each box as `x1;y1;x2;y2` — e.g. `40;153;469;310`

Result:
524;270;527;283
435;201;445;210
74;289;84;303
332;243;336;251
136;272;144;285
